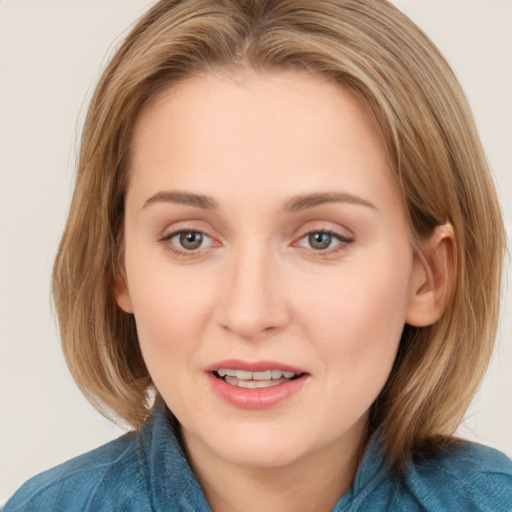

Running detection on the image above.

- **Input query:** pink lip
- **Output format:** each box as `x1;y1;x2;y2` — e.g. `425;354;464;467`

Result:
205;359;309;410
205;359;306;374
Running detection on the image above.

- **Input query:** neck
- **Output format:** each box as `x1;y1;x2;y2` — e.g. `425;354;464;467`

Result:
181;419;368;512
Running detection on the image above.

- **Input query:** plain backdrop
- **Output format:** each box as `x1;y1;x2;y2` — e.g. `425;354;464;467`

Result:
1;0;511;503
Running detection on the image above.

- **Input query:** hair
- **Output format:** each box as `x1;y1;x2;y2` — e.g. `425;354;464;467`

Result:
53;0;506;472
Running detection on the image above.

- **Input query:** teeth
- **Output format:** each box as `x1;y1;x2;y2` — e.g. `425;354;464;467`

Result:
217;369;236;377
224;376;284;388
216;368;298;381
253;370;272;381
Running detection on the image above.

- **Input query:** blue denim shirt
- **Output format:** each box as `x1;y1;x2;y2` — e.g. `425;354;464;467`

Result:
5;408;512;511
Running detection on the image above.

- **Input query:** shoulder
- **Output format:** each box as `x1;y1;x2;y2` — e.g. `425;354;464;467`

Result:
405;441;512;511
3;430;151;512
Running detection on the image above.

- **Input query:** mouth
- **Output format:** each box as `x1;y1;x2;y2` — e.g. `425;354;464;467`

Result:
206;360;308;409
213;368;302;389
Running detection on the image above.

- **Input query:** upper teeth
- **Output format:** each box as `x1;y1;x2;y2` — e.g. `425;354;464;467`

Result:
217;369;297;380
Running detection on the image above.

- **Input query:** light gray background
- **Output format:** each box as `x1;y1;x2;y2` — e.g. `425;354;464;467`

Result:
1;0;511;503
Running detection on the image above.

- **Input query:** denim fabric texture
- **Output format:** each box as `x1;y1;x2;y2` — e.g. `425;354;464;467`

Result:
5;407;512;511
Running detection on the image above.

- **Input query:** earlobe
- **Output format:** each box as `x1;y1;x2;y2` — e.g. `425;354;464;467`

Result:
405;223;456;327
113;271;134;314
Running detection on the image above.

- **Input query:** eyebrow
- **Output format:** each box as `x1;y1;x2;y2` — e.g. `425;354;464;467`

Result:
143;191;217;210
284;192;377;212
142;190;376;212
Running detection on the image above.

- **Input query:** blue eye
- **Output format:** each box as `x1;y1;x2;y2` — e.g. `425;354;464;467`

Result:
165;230;212;251
308;232;334;250
300;231;352;251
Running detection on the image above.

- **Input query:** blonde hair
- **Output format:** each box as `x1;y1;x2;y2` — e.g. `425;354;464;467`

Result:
53;0;506;470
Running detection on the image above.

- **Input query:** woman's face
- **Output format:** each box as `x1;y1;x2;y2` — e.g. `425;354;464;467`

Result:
117;70;425;470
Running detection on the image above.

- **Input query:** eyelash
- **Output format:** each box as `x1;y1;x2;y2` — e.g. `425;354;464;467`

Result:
158;228;354;258
159;230;215;257
296;230;354;257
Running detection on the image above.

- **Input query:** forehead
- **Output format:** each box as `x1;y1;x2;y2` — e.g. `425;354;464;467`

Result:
127;70;398;210
131;69;387;155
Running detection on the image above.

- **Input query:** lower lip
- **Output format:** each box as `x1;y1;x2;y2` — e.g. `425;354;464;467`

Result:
207;373;308;410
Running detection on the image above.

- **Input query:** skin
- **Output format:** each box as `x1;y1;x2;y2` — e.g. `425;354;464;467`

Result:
116;70;452;512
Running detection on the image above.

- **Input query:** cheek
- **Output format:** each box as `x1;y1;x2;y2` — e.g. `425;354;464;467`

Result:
127;271;216;415
295;253;412;372
125;259;216;372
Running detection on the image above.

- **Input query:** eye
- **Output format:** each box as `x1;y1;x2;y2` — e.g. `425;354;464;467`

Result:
162;230;213;251
299;231;353;251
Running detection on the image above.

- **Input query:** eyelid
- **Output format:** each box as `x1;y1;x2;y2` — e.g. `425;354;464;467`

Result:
292;223;355;257
298;230;353;246
160;228;210;242
158;227;219;257
157;217;220;245
294;220;354;241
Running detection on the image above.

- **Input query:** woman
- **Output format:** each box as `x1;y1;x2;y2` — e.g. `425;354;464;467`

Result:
5;0;512;510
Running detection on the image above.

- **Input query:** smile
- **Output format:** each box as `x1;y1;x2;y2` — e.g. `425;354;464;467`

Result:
215;369;299;388
207;360;308;409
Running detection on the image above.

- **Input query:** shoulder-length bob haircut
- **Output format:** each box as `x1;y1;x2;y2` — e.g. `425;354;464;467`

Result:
53;0;506;470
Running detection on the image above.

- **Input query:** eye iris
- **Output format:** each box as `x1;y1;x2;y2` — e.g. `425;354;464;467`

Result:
179;232;203;250
308;232;332;250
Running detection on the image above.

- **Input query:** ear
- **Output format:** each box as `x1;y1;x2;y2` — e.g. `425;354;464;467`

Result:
405;223;456;327
113;270;134;314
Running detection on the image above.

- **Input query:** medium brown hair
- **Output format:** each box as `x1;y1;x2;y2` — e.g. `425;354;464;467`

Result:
53;0;506;470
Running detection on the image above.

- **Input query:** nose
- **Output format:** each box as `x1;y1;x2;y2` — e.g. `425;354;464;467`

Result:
215;240;290;339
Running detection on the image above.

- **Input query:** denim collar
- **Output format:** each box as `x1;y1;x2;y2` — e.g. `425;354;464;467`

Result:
141;407;388;512
141;408;213;511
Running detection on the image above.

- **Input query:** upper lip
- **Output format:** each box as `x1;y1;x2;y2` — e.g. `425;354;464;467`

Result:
205;359;307;375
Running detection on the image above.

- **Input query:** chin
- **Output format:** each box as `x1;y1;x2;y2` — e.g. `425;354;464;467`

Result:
214;437;308;469
183;419;313;468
